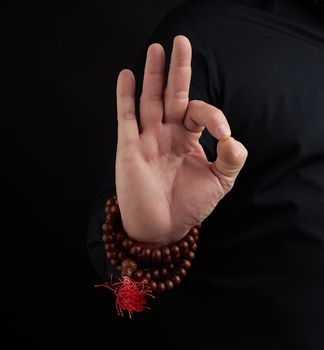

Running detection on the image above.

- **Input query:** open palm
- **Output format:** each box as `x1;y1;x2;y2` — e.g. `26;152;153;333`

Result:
115;35;248;247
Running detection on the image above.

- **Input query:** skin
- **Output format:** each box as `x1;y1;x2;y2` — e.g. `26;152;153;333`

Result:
115;35;248;247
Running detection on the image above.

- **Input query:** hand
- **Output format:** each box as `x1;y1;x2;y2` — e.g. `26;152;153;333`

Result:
115;35;248;246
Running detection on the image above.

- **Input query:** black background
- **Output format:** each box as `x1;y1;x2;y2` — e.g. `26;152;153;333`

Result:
3;0;183;348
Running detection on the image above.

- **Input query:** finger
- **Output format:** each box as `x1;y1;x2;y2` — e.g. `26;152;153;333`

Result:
164;35;192;123
116;69;139;147
140;43;165;131
183;100;232;140
211;136;248;187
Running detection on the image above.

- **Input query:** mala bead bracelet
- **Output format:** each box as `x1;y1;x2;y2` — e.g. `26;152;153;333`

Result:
94;194;202;318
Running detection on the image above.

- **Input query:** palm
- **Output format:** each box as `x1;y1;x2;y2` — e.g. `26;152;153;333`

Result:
115;36;248;246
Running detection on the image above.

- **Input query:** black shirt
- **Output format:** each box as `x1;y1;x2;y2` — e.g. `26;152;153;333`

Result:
87;0;324;348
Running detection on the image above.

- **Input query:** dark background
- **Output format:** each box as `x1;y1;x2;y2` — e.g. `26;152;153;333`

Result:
2;0;183;348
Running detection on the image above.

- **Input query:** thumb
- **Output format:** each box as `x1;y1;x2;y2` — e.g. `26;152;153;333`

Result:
210;136;248;189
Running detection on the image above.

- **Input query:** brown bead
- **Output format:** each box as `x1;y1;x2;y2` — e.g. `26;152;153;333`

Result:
170;244;180;257
151;269;160;280
184;251;195;261
185;235;195;247
142;278;149;285
177;267;187;278
191;243;197;251
179;240;189;252
106;251;117;260
129;244;142;257
165;279;174;291
143;271;151;281
104;243;109;251
110;259;118;266
171;275;181;286
117;265;122;272
162;247;172;263
116;231;126;242
148;280;157;292
151;248;162;263
141;248;152;263
106;198;113;206
118;251;126;260
159;267;168;277
122;238;133;250
107;243;116;251
106;233;115;242
102;233;108;242
110;204;117;213
157;282;166;293
102;223;109;232
191;227;199;238
180;259;191;270
133;269;143;281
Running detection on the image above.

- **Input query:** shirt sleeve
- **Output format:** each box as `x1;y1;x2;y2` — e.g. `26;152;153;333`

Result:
86;4;220;281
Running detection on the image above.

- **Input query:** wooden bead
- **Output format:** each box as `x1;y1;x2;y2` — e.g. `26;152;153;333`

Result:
110;204;117;213
191;243;197;251
141;248;152;263
180;259;191;270
171;275;181;285
122;238;133;250
165;279;174;291
142;278;149;285
106;251;117;260
129;244;142;257
102;223;108;232
179;240;189;252
106;198;113;206
151;269;160;280
118;251;126;260
185;235;195;247
151;248;162;263
143;271;151;281
102;234;108;242
177;267;187;278
148;280;157;291
104;243;109;251
159;267;168;277
106;233;115;242
110;259;118;266
133;269;143;281
162;247;172;263
191;227;199;238
157;282;166;293
184;251;195;261
170;244;180;257
116;231;126;242
107;243;116;251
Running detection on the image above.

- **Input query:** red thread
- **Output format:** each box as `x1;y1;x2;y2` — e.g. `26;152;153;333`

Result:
95;275;155;318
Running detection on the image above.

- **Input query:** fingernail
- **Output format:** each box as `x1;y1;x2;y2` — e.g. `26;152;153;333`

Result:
218;124;231;138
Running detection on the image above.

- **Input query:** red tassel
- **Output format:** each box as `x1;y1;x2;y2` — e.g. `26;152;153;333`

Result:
94;275;155;318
